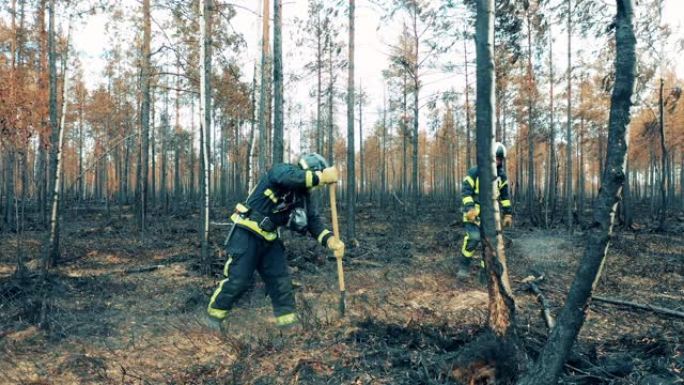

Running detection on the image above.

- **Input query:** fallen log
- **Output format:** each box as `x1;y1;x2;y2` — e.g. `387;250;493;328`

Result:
593;295;684;318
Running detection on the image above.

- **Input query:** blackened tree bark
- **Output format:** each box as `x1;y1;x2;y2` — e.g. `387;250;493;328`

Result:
272;0;284;164
475;0;515;338
518;1;636;383
657;78;667;229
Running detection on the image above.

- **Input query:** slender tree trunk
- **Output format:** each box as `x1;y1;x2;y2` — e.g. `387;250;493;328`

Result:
138;0;151;234
46;18;71;267
258;0;270;175
464;35;472;170
199;0;212;275
161;90;169;213
412;8;419;213
623;157;632;226
359;82;364;198
518;2;635;382
247;63;257;192
316;8;323;154
78;100;84;201
35;0;48;225
475;0;516;338
123;130;131;204
547;32;557;224
657;78;667;229
151;89;157;207
525;8;536;221
4;151;16;229
381;84;387;203
46;0;59;263
346;0;356;240
174;66;181;212
565;0;573;229
327;37;334;166
680;152;683;210
402;71;408;196
272;0;284;164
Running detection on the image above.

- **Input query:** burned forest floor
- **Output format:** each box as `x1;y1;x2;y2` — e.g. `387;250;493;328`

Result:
0;203;683;385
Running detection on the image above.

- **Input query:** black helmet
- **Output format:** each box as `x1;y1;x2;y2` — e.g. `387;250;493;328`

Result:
494;142;506;159
298;153;328;171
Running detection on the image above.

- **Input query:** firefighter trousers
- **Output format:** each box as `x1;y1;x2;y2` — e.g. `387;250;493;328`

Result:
207;226;297;326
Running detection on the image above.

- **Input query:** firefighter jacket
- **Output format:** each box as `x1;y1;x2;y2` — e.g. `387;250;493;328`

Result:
461;166;512;222
231;163;334;246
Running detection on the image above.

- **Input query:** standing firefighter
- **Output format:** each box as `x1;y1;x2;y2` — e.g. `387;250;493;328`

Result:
457;142;513;278
207;153;344;328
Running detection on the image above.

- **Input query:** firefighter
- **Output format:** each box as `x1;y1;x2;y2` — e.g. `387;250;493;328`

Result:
457;142;513;278
206;153;344;328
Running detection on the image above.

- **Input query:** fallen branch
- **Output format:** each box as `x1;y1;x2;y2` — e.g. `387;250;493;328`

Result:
391;192;404;206
522;274;555;330
121;265;165;275
593;295;684;318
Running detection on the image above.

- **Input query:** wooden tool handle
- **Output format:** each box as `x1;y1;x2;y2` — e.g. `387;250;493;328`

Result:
329;183;340;240
329;184;345;293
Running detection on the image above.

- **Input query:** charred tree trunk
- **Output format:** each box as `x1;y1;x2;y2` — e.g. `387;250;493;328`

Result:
475;0;515;338
657;78;667;229
518;1;636;383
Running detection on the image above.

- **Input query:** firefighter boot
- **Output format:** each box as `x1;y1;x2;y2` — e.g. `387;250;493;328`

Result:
200;313;227;334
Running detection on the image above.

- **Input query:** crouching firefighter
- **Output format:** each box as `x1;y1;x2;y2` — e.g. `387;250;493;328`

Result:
207;153;344;328
457;142;513;278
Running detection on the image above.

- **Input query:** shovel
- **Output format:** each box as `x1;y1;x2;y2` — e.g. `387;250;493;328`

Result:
329;183;346;317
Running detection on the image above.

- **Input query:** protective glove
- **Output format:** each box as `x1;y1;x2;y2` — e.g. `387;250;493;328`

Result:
502;215;513;228
317;166;338;185
465;208;479;222
327;236;345;258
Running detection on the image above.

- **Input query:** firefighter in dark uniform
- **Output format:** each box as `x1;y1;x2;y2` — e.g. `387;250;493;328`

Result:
458;142;513;278
207;153;344;327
